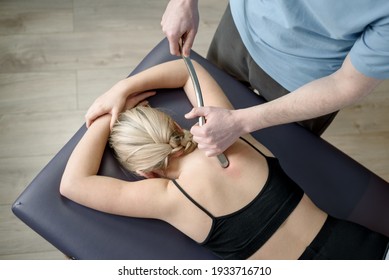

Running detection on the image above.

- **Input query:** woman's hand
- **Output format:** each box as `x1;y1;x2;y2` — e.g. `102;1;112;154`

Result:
85;79;129;128
85;79;156;129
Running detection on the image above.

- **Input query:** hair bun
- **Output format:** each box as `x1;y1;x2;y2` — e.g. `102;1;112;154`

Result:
168;129;197;156
181;130;196;153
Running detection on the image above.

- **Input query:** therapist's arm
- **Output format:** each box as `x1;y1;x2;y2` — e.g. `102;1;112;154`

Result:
244;55;382;132
186;55;383;156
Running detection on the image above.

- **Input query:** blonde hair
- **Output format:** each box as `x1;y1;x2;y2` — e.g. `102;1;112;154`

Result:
109;106;197;174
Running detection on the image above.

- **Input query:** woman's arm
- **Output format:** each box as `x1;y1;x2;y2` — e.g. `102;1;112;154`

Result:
85;59;233;128
60;114;173;219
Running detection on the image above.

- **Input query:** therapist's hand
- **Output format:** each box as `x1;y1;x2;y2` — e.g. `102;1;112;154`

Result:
185;106;244;156
161;0;199;56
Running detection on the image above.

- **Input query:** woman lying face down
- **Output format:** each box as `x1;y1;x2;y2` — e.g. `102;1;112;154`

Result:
60;60;389;260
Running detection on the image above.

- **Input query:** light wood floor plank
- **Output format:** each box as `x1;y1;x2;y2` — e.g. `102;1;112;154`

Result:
323;87;389;135
0;31;165;73
322;84;389;182
0;0;73;10
0;111;85;158
0;72;77;114
77;67;133;111
73;0;165;32
0;0;73;35
0;11;73;36
1;250;66;260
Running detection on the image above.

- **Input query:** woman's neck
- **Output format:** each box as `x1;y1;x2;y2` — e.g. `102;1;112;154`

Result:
165;149;196;179
164;156;182;179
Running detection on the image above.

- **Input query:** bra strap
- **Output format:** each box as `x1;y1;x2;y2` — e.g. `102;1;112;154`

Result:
239;137;269;158
172;180;215;219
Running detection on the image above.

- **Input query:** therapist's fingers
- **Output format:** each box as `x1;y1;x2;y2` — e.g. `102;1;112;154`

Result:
167;34;181;56
190;129;221;157
186;106;241;156
161;0;199;56
181;30;196;57
185;106;207;120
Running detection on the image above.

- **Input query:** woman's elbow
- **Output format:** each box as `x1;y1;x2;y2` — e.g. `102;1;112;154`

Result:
59;175;75;199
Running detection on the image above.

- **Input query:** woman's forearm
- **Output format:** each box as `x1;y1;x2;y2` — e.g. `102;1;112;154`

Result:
118;60;190;98
85;59;232;128
86;60;192;128
117;59;230;107
61;115;111;193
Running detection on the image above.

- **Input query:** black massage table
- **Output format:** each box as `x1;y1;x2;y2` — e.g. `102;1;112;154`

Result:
12;38;389;260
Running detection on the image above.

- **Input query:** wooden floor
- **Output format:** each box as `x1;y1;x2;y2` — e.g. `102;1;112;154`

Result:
0;0;387;260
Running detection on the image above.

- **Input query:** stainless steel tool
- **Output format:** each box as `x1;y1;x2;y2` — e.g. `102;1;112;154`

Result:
179;42;229;168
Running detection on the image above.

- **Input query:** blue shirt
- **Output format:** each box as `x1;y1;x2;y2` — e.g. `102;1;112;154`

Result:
230;0;389;91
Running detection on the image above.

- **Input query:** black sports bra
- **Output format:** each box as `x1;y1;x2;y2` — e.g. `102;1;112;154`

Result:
172;137;304;259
